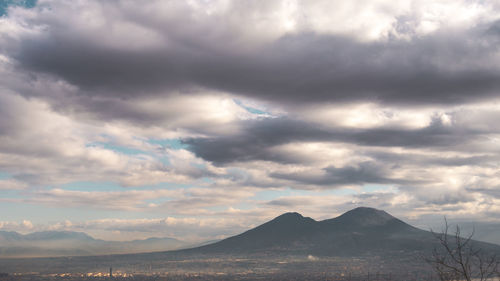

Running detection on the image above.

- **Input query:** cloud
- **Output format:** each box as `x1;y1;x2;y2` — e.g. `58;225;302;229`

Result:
0;219;34;232
270;161;417;187
0;179;28;190
12;188;182;211
1;0;499;110
0;90;246;187
76;216;254;241
183;115;488;165
1;184;260;216
0;210;277;242
1;0;500;243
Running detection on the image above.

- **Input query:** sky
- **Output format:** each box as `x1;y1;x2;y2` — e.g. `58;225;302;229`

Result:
1;0;500;244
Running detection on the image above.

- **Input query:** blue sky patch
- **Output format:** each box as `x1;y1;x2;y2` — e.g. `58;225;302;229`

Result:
233;99;269;115
148;138;188;150
252;188;292;201
361;184;394;193
0;172;11;180
86;142;147;155
0;0;36;16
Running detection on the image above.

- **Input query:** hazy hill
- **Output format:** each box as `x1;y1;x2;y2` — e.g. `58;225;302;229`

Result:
0;231;187;258
190;207;500;256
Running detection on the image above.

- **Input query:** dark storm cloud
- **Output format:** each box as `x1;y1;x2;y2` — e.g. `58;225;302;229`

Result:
364;151;499;167
270;161;418;186
184;118;331;164
201;32;500;105
183;117;483;165
466;187;500;199
486;20;500;36
5;5;500;106
15;40;190;95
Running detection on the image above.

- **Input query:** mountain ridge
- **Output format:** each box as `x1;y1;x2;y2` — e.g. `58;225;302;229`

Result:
186;207;500;256
2;207;499;259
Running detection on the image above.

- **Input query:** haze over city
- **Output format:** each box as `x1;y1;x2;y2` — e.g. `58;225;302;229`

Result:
1;0;500;251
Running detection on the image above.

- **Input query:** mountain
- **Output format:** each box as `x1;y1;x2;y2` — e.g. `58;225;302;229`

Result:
1;208;499;276
0;231;187;258
24;231;95;241
190;212;319;254
3;207;499;259
189;207;500;256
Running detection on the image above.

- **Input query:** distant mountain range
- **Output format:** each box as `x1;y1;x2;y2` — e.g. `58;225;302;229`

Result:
185;207;500;256
2;207;499;259
0;231;187;257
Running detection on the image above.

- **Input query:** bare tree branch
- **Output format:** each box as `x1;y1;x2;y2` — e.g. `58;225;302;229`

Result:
425;218;499;281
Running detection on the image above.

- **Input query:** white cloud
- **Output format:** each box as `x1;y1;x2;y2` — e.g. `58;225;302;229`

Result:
0;179;28;190
0;220;34;232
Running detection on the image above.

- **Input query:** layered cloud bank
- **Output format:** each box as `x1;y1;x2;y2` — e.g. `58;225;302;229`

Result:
1;0;500;243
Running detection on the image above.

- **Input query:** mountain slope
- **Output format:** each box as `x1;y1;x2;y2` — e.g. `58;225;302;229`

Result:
190;207;500;256
3;208;499;259
195;212;319;253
